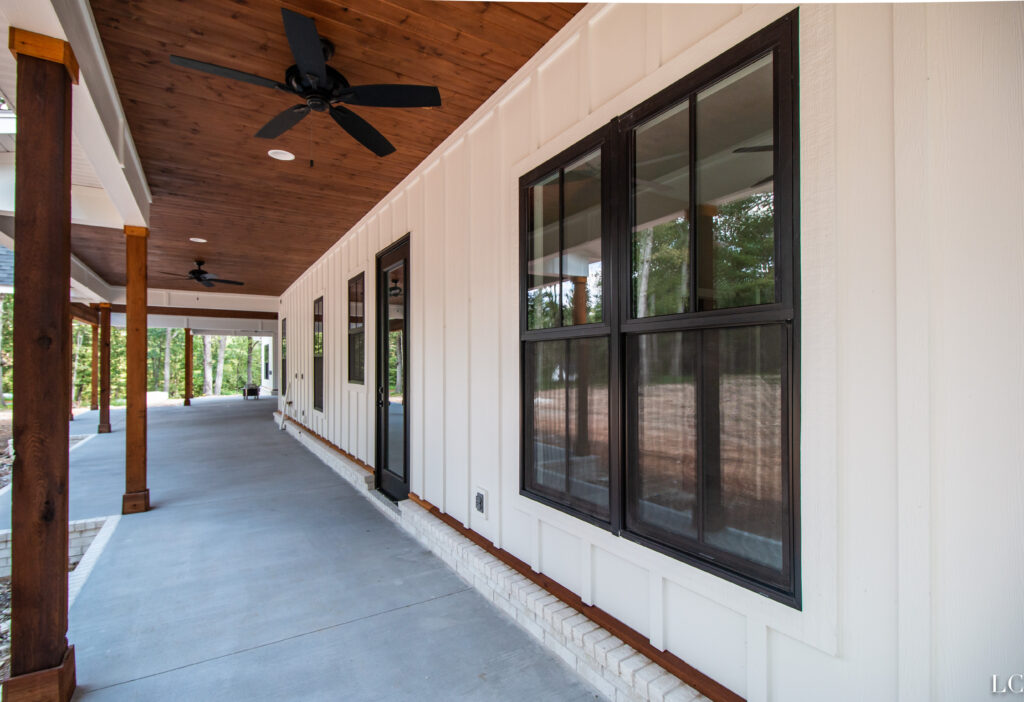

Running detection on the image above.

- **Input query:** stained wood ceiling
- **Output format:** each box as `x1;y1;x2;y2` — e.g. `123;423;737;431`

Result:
86;0;582;296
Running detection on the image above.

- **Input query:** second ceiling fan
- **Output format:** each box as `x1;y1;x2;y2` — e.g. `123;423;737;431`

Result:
169;8;441;157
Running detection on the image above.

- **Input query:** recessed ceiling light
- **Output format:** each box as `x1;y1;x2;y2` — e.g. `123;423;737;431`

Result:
189;237;207;243
268;149;295;161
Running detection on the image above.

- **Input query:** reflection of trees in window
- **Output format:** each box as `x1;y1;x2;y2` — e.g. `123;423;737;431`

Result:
709;192;774;309
633;219;690;318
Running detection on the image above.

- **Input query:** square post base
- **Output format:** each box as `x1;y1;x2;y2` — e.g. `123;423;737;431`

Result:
3;645;76;702
97;423;111;434
122;489;150;514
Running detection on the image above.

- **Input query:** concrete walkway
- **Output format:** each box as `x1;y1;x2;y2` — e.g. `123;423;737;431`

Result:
30;397;599;700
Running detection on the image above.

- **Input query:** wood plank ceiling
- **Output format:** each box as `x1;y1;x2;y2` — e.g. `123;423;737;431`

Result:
83;0;582;296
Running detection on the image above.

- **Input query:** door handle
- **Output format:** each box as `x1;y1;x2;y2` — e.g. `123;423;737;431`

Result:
377;386;385;408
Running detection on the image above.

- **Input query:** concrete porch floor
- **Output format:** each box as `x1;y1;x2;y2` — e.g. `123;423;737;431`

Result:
4;397;600;700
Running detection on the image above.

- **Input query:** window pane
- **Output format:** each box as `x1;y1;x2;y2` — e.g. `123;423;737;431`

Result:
630;331;698;539
527;173;561;329
348;274;364;330
526;338;610;518
527;340;567;493
313;297;324;411
565;337;609;517
562;151;602;325
313;297;324;357
696;54;775;310
633;102;690;318
348;331;364;384
702;324;785;572
281;319;287;396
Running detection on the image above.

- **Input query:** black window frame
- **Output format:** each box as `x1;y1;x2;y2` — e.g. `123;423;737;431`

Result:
348;272;365;385
518;11;800;607
313;296;324;412
281;318;287;397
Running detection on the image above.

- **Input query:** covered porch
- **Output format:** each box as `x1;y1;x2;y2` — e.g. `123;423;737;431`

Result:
6;397;605;700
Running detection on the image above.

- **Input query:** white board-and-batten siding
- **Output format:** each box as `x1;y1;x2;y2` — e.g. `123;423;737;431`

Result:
277;4;1024;701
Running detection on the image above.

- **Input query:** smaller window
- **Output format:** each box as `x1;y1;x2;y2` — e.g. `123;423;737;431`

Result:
281;319;288;396
348;273;365;384
313;297;324;411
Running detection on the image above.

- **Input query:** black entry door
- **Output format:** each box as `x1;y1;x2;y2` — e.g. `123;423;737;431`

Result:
375;236;410;500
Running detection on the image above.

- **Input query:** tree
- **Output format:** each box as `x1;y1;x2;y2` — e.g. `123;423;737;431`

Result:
70;323;83;405
246;337;256;385
0;293;7;408
214;336;226;395
162;328;177;394
202;335;213;395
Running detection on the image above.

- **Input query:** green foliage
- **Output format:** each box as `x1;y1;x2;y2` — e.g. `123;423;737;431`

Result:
633;219;691;317
0;294;264;406
709;192;775;308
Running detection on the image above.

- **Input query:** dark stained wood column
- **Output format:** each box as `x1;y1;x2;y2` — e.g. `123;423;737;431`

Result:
4;26;78;702
68;317;74;422
184;327;193;406
97;304;112;433
123;225;150;514
90;318;99;410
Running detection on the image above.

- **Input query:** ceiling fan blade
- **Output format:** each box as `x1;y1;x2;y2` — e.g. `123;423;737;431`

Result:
169;55;285;91
197;278;215;288
256;105;310;139
212;279;245;286
338;84;441;108
329;105;395;157
733;145;774;153
155;270;191;278
281;9;327;90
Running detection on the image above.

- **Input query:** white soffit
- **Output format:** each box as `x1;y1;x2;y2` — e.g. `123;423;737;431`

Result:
0;0;151;229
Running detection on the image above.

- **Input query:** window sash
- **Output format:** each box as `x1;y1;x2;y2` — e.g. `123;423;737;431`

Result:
517;11;799;606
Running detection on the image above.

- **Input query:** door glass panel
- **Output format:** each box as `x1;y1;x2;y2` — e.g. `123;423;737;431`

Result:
527;173;561;329
702;324;785;571
385;263;406;479
562;150;602;325
696;54;775;310
633;102;690;318
631;331;698;539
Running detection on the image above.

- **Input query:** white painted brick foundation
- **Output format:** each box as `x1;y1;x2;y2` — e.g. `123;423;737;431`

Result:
0;517;107;578
281;416;713;702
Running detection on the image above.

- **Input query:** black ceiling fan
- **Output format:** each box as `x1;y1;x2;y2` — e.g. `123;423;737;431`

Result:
158;261;244;289
169;8;442;157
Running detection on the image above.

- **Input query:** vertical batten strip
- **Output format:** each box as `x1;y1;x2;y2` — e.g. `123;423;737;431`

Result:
892;5;932;699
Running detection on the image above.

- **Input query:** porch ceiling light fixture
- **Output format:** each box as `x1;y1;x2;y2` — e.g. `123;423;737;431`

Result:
189;237;208;243
268;149;295;161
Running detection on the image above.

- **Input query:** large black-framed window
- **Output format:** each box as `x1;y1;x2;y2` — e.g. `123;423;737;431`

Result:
348;273;365;384
313;297;324;412
519;12;800;606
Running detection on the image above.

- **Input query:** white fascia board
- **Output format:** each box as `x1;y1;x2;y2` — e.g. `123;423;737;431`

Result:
52;0;151;226
0;0;152;227
107;287;279;314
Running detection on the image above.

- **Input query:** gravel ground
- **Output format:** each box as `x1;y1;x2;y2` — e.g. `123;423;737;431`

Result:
0;577;9;683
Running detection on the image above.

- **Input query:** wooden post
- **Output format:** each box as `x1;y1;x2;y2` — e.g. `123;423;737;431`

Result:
90;317;98;410
68;316;75;422
123;225;150;514
184;327;193;406
4;26;78;702
97;304;111;434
